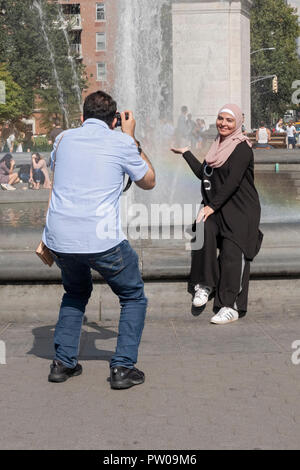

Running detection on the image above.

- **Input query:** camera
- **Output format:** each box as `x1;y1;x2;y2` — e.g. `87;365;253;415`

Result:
115;112;129;127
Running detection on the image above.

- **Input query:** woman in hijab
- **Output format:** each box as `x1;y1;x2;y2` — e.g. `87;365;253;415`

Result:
171;104;263;324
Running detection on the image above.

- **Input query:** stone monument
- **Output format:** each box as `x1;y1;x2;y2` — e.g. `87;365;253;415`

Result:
172;0;253;130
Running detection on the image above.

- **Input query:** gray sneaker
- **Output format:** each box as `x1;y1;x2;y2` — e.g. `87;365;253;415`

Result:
210;307;239;325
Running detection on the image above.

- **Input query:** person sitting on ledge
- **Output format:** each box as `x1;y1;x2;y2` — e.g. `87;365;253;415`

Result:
0;153;20;190
29;153;51;190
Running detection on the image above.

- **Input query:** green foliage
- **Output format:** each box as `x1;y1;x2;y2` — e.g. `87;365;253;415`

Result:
0;0;88;130
32;135;52;152
0;63;27;123
251;0;300;127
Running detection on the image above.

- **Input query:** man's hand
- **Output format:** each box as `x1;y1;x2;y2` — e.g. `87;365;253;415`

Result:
121;110;136;139
196;205;214;223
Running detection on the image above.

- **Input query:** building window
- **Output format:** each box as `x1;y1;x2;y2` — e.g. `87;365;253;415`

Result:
96;3;105;21
97;62;106;81
62;4;80;15
96;32;106;51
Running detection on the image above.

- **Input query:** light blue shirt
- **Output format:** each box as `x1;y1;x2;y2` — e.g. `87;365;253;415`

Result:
43;119;148;253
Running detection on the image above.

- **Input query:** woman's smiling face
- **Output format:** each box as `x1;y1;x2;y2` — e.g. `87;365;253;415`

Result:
216;112;237;138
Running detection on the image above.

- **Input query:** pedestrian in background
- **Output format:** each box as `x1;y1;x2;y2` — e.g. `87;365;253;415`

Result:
176;105;189;146
286;121;297;149
48;119;64;146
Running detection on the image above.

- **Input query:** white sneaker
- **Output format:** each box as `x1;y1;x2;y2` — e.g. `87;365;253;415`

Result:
4;184;16;191
1;183;15;190
193;285;210;308
210;307;239;325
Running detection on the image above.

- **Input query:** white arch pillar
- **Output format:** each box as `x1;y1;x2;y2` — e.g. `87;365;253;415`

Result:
172;0;253;130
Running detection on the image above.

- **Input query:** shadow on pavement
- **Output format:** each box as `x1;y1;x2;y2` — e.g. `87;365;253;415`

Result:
27;322;118;363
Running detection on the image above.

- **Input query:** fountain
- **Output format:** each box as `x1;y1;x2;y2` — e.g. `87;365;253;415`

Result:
114;0;200;226
112;0;300;229
33;0;70;128
57;3;82;113
1;0;300;282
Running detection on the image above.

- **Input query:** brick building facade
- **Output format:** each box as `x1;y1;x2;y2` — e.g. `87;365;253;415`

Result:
33;0;117;135
58;0;117;98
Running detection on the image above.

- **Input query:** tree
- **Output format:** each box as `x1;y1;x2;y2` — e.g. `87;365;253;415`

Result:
0;0;87;129
251;0;300;127
0;63;27;123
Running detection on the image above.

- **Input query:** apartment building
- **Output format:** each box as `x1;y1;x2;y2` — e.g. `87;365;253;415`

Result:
59;0;117;97
31;1;117;134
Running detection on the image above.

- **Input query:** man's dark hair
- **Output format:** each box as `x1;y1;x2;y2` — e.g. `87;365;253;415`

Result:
83;91;117;126
181;105;188;114
260;121;265;127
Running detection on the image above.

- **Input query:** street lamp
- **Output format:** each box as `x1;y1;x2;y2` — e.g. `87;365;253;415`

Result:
251;47;276;55
251;47;277;87
251;74;277;85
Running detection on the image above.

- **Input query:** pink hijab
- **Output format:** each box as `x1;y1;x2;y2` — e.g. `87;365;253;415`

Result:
205;103;252;169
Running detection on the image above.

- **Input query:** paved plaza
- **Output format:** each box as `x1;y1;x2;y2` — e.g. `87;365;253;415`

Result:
0;279;300;450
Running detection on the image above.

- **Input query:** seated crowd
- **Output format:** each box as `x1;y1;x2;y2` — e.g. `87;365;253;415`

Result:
0;152;51;191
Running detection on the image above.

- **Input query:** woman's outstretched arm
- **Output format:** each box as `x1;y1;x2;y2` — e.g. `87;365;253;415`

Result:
171;147;203;180
182;151;203;180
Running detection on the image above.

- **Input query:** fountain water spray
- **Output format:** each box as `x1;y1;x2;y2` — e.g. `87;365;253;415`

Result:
114;0;169;142
33;0;69;128
114;0;201;214
57;4;82;113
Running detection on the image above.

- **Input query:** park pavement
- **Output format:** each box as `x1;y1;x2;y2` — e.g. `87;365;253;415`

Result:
0;278;300;450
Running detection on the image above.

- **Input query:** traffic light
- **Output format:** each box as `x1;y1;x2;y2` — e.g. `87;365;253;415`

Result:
272;75;278;93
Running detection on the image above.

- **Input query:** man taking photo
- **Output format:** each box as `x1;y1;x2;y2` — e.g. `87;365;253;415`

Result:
43;90;155;389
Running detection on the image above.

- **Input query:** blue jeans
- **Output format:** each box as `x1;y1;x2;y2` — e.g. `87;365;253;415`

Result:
33;169;45;184
288;137;296;149
255;143;273;148
50;240;147;369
